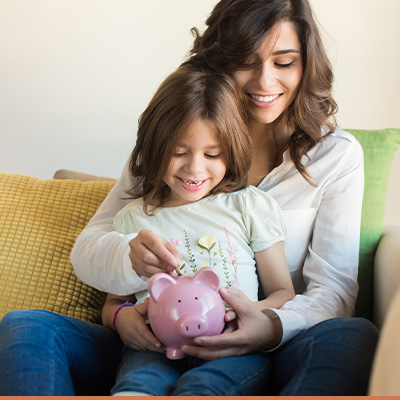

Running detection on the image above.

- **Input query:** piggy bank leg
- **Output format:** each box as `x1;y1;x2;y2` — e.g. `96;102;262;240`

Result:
166;347;185;360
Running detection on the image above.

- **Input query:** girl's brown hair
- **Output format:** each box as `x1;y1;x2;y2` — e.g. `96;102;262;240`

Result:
188;0;337;183
127;64;252;212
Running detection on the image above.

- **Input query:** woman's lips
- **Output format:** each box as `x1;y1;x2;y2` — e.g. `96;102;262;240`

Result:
247;93;283;107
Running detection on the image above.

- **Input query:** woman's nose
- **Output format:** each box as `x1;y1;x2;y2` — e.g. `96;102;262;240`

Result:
256;62;276;88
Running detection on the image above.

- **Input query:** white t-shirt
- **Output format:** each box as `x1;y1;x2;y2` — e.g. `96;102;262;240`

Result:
71;128;364;346
113;186;285;304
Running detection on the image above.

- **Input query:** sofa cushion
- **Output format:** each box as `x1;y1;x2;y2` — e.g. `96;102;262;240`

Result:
348;128;400;319
0;172;115;323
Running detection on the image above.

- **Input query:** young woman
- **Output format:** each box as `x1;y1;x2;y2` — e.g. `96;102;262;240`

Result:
0;0;378;396
103;65;294;396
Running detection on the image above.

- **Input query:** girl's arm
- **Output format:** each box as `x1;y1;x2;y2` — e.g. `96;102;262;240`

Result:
254;241;295;311
102;293;164;353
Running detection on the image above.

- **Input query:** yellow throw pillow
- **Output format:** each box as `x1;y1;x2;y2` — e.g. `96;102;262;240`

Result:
0;172;115;323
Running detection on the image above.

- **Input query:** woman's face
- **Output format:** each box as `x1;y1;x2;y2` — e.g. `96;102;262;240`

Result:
233;22;303;127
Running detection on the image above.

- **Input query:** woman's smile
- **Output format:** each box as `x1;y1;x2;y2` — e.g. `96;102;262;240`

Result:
247;93;283;107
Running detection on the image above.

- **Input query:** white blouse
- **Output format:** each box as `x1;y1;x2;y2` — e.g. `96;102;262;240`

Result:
71;128;364;346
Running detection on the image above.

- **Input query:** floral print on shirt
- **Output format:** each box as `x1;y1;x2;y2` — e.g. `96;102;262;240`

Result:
171;229;239;288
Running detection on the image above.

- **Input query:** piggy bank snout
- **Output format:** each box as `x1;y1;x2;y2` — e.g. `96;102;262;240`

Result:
177;314;208;338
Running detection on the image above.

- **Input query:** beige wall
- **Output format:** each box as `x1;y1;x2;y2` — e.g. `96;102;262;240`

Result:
1;0;399;225
311;0;400;226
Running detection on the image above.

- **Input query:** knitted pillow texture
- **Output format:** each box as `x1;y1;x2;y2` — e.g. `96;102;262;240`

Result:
0;172;115;323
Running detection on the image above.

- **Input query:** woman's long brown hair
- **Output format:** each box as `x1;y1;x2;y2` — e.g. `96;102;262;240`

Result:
127;64;252;213
188;0;337;184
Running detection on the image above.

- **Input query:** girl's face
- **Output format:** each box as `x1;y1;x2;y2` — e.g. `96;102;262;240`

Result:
163;119;227;207
233;22;303;127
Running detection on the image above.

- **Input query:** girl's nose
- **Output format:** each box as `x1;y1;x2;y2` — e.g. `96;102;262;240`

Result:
186;155;205;173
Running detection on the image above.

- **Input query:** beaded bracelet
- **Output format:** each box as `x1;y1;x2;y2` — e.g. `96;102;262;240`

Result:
112;301;135;331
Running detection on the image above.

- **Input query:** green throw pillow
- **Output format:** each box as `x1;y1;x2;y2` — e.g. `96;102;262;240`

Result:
347;128;400;320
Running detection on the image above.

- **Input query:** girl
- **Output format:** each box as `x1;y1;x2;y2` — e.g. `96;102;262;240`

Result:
103;65;294;396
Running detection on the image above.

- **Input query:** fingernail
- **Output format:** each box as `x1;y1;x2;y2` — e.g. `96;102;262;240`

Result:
155;342;161;348
220;287;230;295
170;259;178;267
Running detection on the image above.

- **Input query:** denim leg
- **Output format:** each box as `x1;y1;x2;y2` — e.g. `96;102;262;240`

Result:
0;310;122;396
172;353;273;396
273;317;379;396
112;347;187;396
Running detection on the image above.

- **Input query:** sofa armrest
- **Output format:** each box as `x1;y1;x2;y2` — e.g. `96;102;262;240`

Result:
53;169;116;182
373;225;400;328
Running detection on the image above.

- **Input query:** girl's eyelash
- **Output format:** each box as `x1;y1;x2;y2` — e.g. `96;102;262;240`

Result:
205;154;221;159
173;152;221;158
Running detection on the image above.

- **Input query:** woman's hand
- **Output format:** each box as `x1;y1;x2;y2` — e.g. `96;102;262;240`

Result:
181;287;283;360
114;299;165;353
129;229;182;277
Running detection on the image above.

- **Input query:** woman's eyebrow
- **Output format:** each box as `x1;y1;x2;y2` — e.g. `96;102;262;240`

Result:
272;49;301;56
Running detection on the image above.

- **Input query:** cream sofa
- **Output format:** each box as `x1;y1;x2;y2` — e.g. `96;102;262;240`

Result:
373;226;400;328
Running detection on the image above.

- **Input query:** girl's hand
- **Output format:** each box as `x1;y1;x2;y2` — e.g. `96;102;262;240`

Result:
223;308;237;333
129;229;182;277
114;298;165;353
181;287;282;360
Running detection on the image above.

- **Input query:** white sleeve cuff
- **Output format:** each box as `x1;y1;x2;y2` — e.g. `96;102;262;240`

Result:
263;307;308;349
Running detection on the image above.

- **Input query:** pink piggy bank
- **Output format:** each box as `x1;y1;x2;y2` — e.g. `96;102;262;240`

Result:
148;267;226;359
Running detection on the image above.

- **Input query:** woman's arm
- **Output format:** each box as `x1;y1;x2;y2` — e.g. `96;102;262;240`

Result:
272;134;364;344
182;132;364;359
182;243;294;360
71;160;146;295
71;160;180;295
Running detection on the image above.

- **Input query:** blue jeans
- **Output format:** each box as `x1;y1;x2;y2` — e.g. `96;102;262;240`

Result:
271;317;378;395
112;347;271;396
0;310;378;396
0;310;122;396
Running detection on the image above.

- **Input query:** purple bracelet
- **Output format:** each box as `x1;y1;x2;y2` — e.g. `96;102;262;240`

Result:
112;301;135;331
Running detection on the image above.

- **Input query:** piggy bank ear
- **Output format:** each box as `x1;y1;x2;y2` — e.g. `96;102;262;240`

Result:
148;273;176;302
193;267;220;292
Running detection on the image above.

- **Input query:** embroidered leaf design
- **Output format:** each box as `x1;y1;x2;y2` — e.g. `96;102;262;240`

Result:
184;230;197;273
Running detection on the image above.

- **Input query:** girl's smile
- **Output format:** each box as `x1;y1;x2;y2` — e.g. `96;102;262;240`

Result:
177;177;207;192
